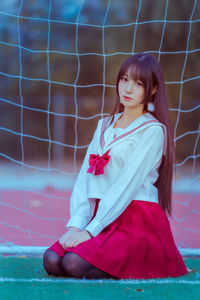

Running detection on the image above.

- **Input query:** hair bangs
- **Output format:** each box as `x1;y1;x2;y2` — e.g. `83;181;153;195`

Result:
125;63;147;86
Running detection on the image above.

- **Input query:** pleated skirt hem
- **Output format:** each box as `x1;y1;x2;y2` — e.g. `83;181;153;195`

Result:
49;200;188;279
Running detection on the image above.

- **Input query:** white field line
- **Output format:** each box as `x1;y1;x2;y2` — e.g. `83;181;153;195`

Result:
0;277;199;285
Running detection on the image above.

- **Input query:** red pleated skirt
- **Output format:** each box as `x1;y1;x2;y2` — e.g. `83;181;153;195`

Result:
49;199;188;279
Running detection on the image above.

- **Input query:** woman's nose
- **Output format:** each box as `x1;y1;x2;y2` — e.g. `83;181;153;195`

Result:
126;81;133;93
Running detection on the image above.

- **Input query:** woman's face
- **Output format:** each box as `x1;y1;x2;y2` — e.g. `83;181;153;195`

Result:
118;69;145;110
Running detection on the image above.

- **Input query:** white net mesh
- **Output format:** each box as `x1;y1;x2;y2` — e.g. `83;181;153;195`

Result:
0;0;199;252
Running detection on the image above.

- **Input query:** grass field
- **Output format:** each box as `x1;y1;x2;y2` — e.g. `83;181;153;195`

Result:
0;256;199;300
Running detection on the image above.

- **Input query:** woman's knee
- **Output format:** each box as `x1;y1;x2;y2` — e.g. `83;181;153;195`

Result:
61;252;114;279
43;249;59;265
61;252;88;278
43;249;63;276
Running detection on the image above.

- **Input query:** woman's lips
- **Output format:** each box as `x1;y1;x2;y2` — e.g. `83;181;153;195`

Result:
123;96;132;101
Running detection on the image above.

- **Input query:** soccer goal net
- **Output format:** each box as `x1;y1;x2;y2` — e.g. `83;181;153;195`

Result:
0;0;199;255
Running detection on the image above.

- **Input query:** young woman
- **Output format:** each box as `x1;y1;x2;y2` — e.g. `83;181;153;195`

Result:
43;53;188;279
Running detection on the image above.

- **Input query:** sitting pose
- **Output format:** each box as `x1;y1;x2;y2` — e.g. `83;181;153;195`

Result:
43;53;188;279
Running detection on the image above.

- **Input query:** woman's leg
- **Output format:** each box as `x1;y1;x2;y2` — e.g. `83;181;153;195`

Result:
43;249;66;277
61;252;116;279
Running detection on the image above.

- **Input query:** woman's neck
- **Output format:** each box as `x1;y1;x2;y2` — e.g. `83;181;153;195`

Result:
115;106;147;129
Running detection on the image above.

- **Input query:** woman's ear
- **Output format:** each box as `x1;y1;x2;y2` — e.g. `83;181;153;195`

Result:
151;85;157;96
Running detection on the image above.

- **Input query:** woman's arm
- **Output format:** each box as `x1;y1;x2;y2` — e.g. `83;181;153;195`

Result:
84;125;165;237
66;119;102;231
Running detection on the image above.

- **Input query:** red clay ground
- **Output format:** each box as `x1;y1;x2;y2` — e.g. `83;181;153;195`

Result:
0;189;199;248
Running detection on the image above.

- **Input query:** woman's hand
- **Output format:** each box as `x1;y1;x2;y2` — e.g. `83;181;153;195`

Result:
59;227;81;248
59;230;92;249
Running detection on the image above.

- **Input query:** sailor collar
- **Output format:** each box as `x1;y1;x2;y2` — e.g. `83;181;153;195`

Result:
87;113;167;176
100;112;166;154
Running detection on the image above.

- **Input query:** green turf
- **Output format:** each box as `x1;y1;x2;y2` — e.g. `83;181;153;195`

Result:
0;256;200;300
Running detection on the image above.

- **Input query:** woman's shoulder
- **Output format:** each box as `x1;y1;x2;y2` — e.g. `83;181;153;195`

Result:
143;113;166;131
98;113;121;127
144;112;161;123
99;113;121;121
141;113;167;154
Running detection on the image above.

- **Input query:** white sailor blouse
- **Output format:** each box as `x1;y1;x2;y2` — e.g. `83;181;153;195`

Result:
66;112;167;237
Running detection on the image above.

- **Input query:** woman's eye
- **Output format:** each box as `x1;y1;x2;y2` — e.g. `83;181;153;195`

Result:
136;81;143;86
121;77;127;82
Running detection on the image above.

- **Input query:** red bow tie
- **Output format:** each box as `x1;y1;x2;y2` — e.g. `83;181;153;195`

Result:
87;150;110;175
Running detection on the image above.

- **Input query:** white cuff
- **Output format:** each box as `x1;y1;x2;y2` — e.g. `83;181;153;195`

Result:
85;219;104;237
66;215;89;231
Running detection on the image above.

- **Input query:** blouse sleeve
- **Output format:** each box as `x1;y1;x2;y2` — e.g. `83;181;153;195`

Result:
85;124;165;237
66;120;101;230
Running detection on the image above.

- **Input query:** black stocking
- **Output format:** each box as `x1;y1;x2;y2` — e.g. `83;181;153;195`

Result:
43;249;65;277
61;252;117;279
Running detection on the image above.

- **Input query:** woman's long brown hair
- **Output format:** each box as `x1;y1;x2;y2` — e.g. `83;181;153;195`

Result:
108;53;174;215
